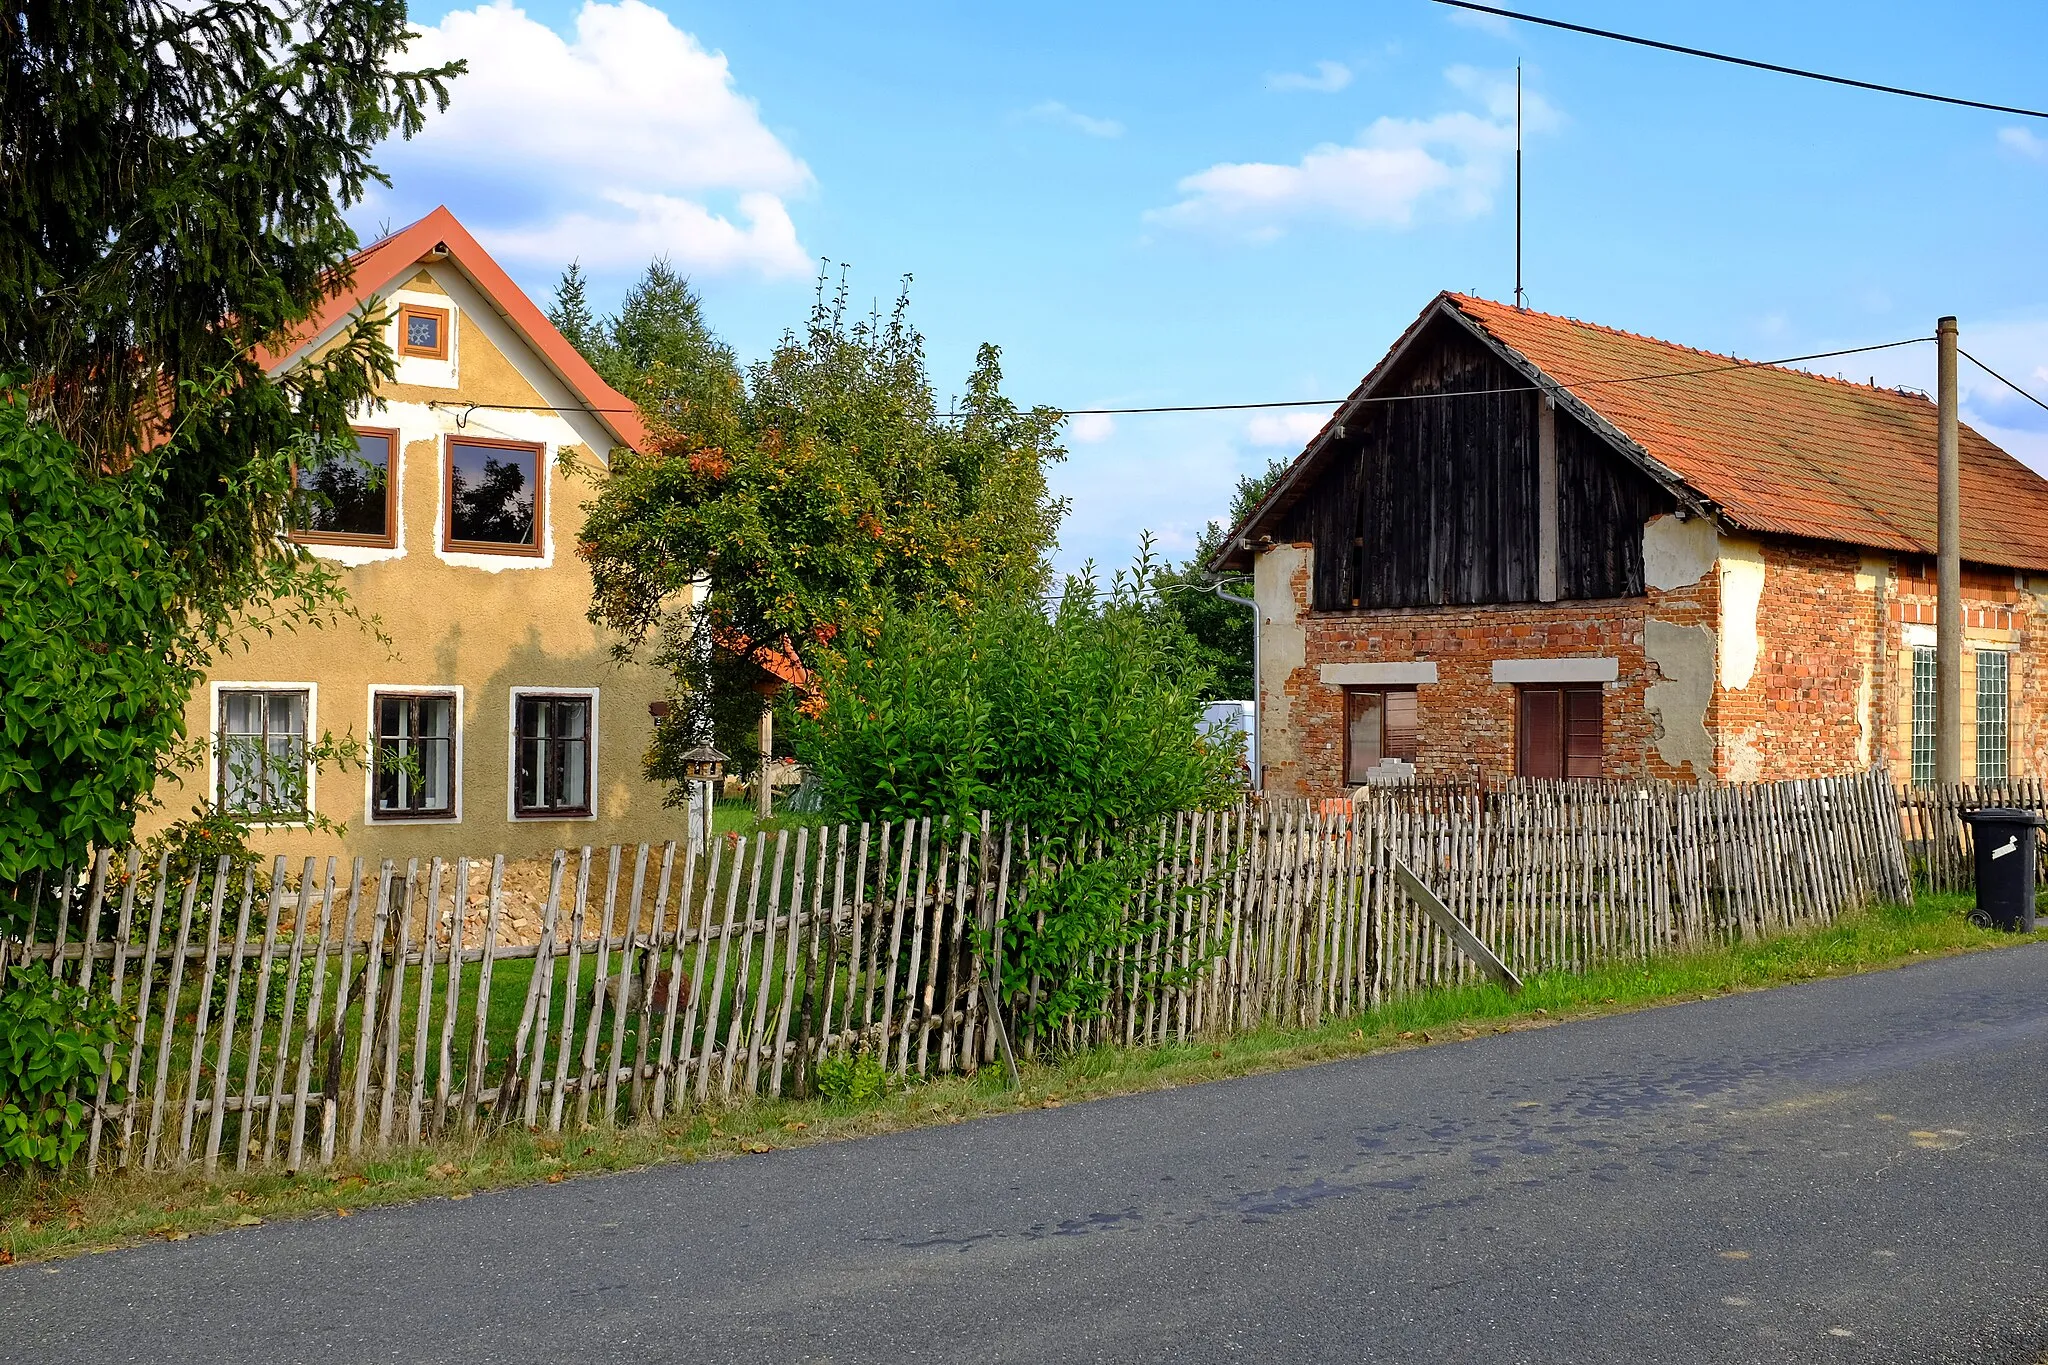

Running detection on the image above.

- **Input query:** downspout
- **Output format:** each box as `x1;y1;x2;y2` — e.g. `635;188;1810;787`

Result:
1214;580;1260;790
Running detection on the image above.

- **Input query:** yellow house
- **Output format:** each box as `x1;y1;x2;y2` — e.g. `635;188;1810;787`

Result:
148;207;678;862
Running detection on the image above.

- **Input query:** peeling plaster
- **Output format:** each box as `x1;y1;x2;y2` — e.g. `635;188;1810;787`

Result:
1644;619;1716;779
1718;538;1767;691
1723;727;1766;783
1642;515;1717;591
1256;545;1310;783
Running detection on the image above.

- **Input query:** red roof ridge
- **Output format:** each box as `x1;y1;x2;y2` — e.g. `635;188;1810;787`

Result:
1446;292;1925;400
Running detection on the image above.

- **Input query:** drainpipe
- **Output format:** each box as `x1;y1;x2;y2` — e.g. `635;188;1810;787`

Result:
1214;580;1260;790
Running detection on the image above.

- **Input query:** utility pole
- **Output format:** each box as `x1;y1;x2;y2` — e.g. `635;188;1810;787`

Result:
1936;315;1963;784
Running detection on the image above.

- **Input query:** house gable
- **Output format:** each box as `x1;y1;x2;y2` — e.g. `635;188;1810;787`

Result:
1266;309;1671;611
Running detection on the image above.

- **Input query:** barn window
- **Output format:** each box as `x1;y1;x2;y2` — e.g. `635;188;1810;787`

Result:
1344;688;1418;784
1517;685;1603;780
1911;646;1936;786
1977;649;2009;782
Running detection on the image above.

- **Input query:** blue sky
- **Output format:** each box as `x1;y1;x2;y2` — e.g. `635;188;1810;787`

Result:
364;0;2048;578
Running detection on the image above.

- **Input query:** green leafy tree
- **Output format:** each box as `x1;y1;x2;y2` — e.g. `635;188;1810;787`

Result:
1152;458;1290;699
0;0;461;885
578;271;1067;784
792;546;1240;1036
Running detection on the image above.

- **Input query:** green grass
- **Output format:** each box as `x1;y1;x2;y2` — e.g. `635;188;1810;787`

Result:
4;892;2040;1266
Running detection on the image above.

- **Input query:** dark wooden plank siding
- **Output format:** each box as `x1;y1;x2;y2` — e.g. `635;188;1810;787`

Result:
1276;315;1670;611
1555;412;1662;600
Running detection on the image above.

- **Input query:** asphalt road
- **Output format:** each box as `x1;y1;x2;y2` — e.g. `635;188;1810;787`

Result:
6;945;2047;1365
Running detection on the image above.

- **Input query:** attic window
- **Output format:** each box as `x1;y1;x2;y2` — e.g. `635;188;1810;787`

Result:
397;303;449;360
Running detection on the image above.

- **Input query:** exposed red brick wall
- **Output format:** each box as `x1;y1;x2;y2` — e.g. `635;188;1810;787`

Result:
1715;540;1873;780
1258;531;2048;798
1263;550;1717;798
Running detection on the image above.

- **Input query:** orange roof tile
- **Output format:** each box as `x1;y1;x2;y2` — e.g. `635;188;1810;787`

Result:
1444;293;2048;573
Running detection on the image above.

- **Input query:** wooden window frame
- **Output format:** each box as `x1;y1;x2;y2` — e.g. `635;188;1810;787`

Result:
1516;684;1604;781
442;434;546;558
1342;686;1419;785
510;689;596;820
215;685;314;821
290;425;399;549
396;303;451;361
369;689;461;823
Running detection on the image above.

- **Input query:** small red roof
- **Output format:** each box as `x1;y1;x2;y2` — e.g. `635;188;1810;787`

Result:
263;206;646;453
1445;294;2048;573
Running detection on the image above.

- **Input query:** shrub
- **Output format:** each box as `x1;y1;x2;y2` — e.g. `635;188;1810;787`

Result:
814;1049;888;1105
793;548;1242;1037
0;963;126;1174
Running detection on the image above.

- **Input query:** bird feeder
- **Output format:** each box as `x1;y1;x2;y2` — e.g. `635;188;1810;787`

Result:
679;743;728;783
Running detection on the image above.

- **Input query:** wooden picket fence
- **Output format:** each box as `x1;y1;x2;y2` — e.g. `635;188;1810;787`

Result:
1894;779;2048;892
2;770;1907;1176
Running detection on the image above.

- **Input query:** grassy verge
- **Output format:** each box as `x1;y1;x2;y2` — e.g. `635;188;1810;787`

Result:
5;893;2041;1266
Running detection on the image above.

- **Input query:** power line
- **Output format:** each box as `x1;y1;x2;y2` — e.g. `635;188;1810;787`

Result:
956;336;1932;417
427;336;1931;425
1432;1;2048;121
1959;348;2048;416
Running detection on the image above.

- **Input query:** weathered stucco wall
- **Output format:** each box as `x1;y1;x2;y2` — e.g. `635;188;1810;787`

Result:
142;264;676;863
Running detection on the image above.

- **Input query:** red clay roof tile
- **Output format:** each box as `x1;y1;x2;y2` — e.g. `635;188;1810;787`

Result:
1447;293;2048;573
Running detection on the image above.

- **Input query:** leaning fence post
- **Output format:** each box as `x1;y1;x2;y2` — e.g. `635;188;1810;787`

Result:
1392;858;1522;995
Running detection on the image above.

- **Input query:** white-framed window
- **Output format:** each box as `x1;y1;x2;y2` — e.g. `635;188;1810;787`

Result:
368;687;463;823
509;688;597;820
214;684;315;821
1977;649;2009;782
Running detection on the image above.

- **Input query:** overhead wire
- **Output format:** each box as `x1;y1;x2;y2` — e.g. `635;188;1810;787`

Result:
1959;349;2048;417
1430;1;2048;121
427;336;1935;425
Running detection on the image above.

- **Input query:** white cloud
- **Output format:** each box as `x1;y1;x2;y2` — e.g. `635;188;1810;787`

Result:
390;0;811;277
1022;100;1125;139
1148;68;1556;239
1066;412;1117;443
1244;410;1329;447
1268;61;1352;94
1999;126;2048;161
1445;6;1514;38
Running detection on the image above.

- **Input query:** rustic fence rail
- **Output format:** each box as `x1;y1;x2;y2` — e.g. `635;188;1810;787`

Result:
0;770;1906;1175
1894;778;2048;892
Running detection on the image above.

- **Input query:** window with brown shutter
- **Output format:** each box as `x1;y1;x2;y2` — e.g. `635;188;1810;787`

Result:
1344;687;1418;785
1517;685;1603;780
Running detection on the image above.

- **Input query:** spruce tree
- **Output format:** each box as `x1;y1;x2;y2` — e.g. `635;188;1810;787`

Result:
0;0;462;881
548;261;599;355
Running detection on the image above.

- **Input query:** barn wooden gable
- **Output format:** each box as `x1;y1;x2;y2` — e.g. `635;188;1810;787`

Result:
1265;308;1671;613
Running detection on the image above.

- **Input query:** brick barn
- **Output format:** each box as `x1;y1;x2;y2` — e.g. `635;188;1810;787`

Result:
1215;293;2048;797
